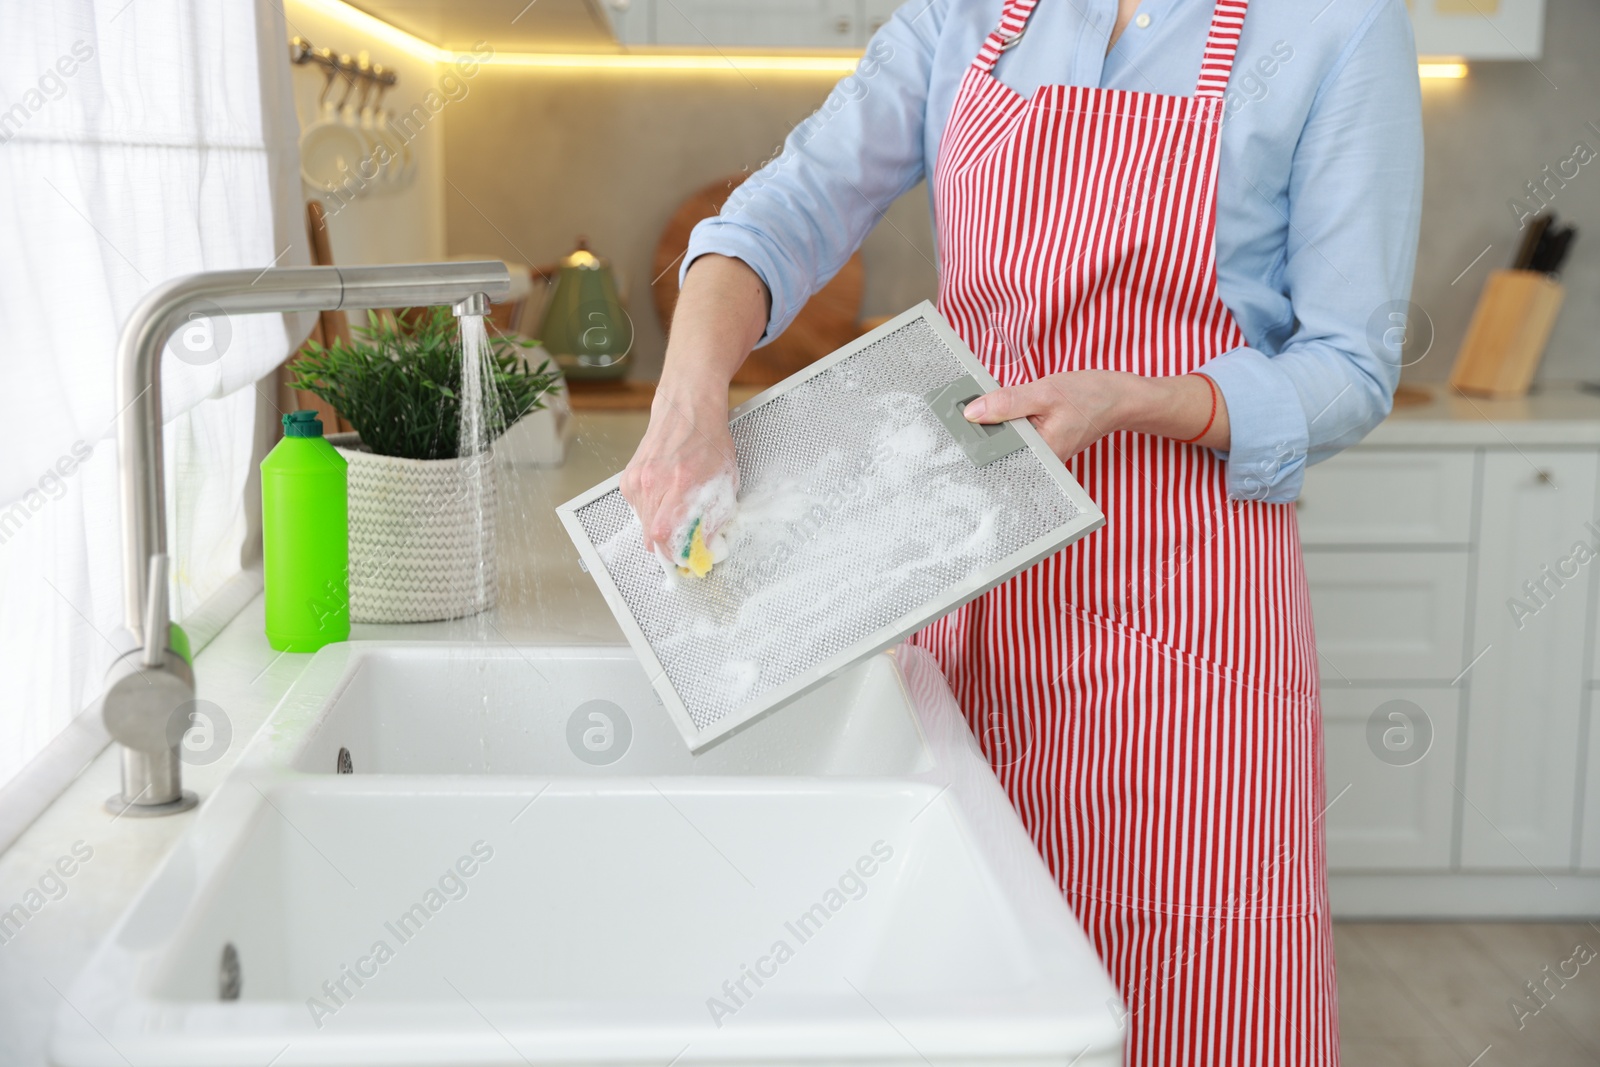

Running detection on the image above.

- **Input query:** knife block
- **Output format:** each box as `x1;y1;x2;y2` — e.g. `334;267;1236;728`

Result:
1448;269;1565;398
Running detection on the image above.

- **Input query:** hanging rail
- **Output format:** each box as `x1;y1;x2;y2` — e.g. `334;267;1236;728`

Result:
289;36;399;89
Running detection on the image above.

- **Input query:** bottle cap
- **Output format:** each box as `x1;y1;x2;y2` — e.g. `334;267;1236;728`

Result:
282;410;325;438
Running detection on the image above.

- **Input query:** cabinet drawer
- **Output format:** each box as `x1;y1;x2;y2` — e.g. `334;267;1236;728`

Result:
1322;687;1459;871
1306;552;1470;681
1298;451;1476;546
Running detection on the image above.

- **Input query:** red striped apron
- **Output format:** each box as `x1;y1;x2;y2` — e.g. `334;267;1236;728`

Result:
910;1;1337;1063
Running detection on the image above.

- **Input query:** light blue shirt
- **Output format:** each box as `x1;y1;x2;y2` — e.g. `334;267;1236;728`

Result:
684;0;1424;502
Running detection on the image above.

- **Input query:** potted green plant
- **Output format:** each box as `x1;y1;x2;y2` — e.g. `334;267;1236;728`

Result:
289;306;559;623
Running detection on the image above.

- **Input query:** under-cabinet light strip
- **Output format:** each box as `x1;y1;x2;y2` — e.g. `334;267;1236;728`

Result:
1418;59;1470;80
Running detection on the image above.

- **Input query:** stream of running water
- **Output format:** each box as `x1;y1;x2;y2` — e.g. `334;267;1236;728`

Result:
456;311;497;622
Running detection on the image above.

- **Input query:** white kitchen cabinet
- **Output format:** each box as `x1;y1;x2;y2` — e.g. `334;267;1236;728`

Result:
1460;450;1596;869
1407;0;1546;60
1583;695;1600;870
1587;564;1600;681
611;0;1546;63
1303;420;1600;912
612;0;1546;60
1304;552;1471;681
1321;687;1460;870
1297;450;1476;546
634;0;861;48
862;0;900;38
602;0;651;45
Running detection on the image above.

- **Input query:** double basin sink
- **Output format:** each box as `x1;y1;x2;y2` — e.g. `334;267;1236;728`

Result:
50;643;1124;1066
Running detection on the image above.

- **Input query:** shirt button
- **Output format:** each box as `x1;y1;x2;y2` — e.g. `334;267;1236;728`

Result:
1135;13;1152;28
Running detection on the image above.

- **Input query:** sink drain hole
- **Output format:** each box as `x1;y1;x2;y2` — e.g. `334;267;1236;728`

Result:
219;942;241;1001
336;747;353;774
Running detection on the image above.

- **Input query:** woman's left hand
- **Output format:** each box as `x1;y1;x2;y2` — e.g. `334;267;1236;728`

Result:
962;370;1134;461
962;369;1229;460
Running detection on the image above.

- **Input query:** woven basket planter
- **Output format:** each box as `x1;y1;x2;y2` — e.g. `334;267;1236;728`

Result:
330;435;497;623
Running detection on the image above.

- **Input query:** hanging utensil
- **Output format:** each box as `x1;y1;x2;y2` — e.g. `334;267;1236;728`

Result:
299;53;368;198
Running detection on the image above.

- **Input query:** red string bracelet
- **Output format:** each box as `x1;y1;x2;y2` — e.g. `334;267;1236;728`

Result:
1173;373;1218;445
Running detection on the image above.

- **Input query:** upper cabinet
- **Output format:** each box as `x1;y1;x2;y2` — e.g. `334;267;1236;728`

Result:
608;0;1547;60
861;0;899;39
1408;0;1546;59
661;0;858;48
604;0;648;46
342;0;621;52
605;0;891;48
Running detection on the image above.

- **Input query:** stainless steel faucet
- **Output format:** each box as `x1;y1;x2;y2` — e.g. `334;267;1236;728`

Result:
103;261;511;816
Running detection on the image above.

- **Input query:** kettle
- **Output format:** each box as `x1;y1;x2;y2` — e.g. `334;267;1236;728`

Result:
537;239;634;381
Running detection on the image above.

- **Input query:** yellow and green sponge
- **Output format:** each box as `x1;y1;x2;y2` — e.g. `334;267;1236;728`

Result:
677;517;716;578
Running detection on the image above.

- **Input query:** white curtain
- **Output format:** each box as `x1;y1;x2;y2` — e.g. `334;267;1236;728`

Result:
0;0;310;795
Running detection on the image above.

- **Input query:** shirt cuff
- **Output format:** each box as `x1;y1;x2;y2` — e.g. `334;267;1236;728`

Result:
1199;347;1310;504
681;218;796;347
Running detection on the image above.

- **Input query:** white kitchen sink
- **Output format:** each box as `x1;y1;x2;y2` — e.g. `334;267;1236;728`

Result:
50;644;1124;1066
274;644;932;777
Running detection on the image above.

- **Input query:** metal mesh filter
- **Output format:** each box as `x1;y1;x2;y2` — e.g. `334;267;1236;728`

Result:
560;304;1102;751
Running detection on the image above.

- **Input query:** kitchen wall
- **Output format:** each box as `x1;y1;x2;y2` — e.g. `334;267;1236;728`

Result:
1410;0;1600;385
283;0;448;265
442;68;936;379
441;0;1597;386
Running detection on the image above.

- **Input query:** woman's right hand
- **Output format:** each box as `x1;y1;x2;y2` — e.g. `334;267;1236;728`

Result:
619;253;770;555
620;382;738;556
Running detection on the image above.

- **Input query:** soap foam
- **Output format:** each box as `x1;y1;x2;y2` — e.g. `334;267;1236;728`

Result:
598;388;1011;721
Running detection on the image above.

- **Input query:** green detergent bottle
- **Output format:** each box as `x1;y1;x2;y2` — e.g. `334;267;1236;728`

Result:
262;410;349;652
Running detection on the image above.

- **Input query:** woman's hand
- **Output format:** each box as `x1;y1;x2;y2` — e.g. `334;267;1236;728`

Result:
620;254;770;554
962;370;1231;460
621;384;738;554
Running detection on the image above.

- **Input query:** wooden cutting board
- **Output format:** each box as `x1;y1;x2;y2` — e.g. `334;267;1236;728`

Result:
282;200;355;434
652;175;864;386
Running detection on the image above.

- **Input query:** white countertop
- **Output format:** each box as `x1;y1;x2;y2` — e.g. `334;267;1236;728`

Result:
6;384;1600;1064
1368;380;1600;446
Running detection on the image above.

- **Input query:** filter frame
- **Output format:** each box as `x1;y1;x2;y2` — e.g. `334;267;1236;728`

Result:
557;301;1104;752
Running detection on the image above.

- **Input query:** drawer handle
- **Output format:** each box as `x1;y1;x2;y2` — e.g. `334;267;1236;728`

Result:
1536;469;1554;486
834;15;853;33
1293;497;1304;510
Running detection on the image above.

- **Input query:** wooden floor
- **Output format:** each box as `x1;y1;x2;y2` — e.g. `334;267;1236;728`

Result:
1336;923;1600;1065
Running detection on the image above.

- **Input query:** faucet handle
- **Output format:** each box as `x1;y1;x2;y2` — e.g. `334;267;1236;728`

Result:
104;550;198;814
142;553;170;667
103;550;193;760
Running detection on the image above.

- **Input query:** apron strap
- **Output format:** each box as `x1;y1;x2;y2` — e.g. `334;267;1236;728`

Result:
973;0;1043;75
1195;0;1250;98
973;0;1252;98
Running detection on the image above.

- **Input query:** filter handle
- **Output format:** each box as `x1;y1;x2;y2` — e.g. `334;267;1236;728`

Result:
925;375;1029;467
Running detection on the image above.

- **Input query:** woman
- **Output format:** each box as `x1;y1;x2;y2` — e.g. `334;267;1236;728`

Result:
622;0;1422;1062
